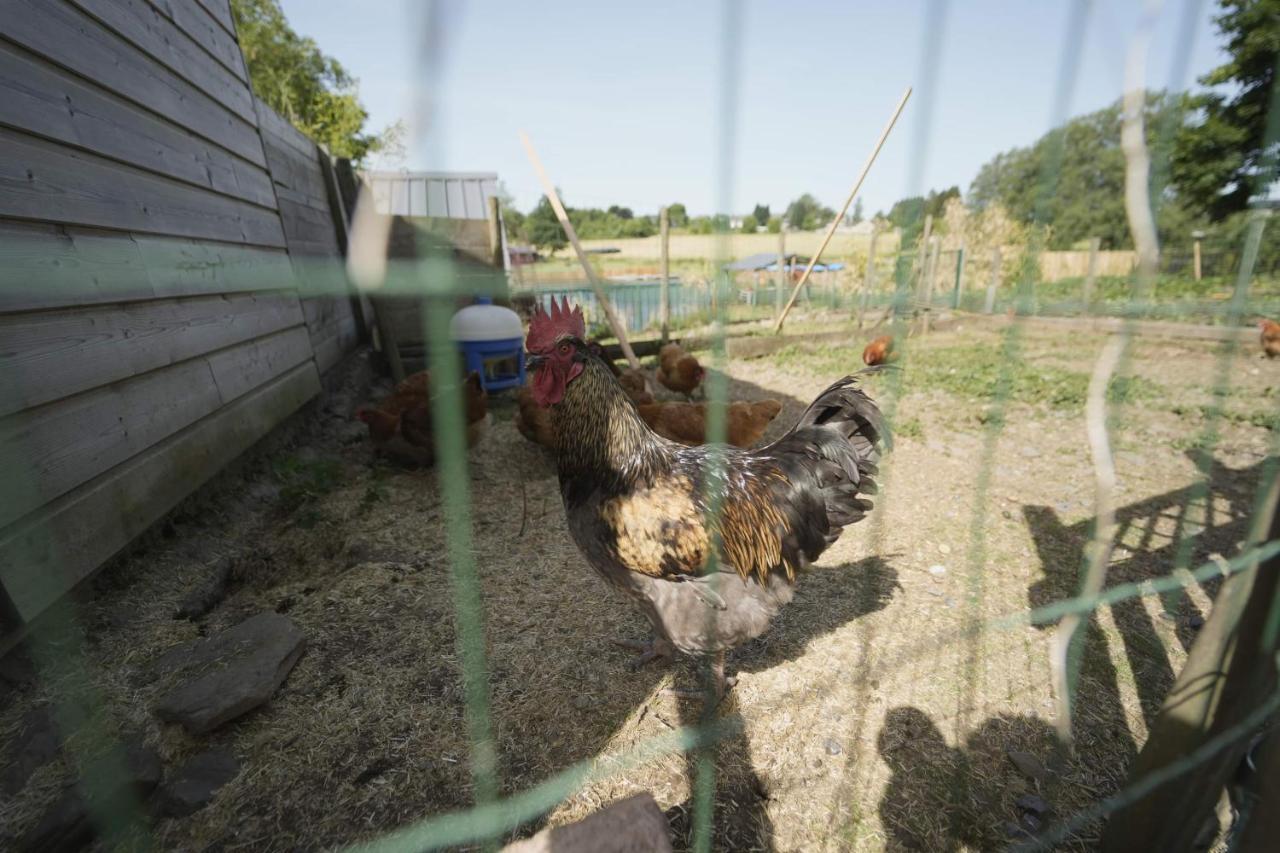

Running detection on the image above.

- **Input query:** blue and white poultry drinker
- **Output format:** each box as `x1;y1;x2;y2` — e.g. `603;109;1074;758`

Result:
449;297;525;392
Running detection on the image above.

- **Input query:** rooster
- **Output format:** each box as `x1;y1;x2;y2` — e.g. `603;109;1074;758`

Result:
1259;319;1280;359
525;297;887;698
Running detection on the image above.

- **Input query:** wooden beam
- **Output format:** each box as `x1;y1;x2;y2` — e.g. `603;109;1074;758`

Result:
518;130;641;370
774;86;910;333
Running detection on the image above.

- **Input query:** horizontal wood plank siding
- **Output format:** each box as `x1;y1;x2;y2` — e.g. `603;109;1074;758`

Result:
0;363;320;620
145;0;248;82
0;222;296;313
253;95;357;374
0;0;344;627
0;0;266;166
0;127;286;247
0;40;275;208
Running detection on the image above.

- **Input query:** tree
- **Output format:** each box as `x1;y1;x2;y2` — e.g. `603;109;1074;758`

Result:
752;203;771;225
495;182;526;243
967;93;1194;248
231;0;396;163
784;193;836;230
607;205;634;220
525;196;567;255
766;216;783;234
850;198;865;225
667;203;689;228
740;214;759;233
1171;0;1280;220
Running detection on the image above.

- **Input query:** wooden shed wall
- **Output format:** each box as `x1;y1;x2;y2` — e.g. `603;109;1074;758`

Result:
253;96;360;374
0;0;355;627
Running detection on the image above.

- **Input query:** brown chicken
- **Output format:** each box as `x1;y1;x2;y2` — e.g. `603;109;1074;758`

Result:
657;342;705;398
1260;319;1280;358
524;297;887;699
862;335;896;366
618;369;655;405
515;383;556;448
357;371;487;464
636;400;784;449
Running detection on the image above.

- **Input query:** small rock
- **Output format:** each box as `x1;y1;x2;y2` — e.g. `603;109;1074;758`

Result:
1189;614;1205;629
1;709;61;795
1019;445;1041;459
943;597;957;608
20;738;162;852
1019;811;1043;833
1016;793;1050;816
1002;509;1013;520
500;792;671;853
153;613;306;734
160;748;241;817
572;695;592;711
1007;750;1048;782
938;543;952;555
1005;820;1032;840
173;556;235;621
928;564;947;576
824;738;843;756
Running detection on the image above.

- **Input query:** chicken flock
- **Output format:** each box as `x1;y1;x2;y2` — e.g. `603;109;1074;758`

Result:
355;303;1280;702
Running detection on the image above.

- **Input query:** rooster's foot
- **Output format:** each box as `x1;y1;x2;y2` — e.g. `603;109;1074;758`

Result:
662;674;736;704
612;637;674;671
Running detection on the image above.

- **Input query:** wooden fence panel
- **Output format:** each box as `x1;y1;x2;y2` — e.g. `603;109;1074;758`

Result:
0;0;333;627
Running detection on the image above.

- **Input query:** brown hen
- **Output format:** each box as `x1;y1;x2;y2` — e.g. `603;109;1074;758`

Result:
657;342;705;398
636;400;784;448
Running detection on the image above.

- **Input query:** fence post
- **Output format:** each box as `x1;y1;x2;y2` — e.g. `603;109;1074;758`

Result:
921;235;941;333
951;241;966;309
1193;229;1204;281
984;246;1001;314
776;228;786;317
858;226;879;328
659;207;670;342
1083;235;1101;313
916;213;933;289
1101;469;1280;852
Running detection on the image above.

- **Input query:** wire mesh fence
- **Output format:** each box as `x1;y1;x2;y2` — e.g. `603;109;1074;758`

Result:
3;0;1280;851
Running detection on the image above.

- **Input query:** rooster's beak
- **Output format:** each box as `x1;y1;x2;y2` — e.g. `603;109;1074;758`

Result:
526;353;546;370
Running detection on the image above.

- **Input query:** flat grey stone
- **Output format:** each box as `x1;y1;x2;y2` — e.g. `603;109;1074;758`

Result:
1007;749;1048;782
161;748;240;817
1016;793;1050;816
173;556;235;621
154;613;305;734
501;792;672;853
19;738;161;853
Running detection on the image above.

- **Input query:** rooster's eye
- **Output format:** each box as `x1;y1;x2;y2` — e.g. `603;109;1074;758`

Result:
559;343;571;355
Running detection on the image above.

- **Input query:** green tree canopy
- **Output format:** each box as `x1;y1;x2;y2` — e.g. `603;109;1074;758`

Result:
751;203;771;225
667;203;689;228
232;0;397;163
766;216;783;234
968;94;1196;248
740;214;759;233
525;196;567;254
1171;0;1280;220
784;194;836;230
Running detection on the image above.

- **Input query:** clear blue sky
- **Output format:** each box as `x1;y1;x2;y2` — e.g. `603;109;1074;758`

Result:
278;0;1229;218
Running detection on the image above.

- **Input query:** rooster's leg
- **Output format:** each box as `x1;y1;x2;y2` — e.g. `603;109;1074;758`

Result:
663;651;736;702
612;636;674;671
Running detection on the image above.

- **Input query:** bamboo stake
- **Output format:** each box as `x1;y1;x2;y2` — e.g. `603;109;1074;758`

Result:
659;207;670;342
774;87;911;333
518;131;641;370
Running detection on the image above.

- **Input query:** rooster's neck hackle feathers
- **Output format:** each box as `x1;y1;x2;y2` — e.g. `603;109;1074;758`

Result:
551;358;669;497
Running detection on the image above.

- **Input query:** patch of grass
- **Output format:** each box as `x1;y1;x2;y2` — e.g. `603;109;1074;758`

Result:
772;342;1165;410
273;454;344;515
893;415;924;440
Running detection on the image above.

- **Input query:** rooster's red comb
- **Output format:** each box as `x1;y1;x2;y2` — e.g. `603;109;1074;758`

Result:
526;296;585;352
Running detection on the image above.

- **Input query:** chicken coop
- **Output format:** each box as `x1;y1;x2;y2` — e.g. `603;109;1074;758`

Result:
3;1;1280;852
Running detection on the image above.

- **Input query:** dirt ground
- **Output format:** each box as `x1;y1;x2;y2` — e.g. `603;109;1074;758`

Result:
2;318;1275;852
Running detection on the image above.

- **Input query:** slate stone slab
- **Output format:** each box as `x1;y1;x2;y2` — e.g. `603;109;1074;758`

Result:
161;748;241;817
153;613;305;734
